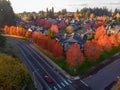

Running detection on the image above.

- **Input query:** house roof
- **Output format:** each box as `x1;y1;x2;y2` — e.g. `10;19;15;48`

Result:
59;34;86;45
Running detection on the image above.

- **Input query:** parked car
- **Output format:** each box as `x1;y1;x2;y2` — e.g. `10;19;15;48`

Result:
44;75;53;84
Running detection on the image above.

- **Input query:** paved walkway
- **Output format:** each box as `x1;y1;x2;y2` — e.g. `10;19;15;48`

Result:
83;55;120;90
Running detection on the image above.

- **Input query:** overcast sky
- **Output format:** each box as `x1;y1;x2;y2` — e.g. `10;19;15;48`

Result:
9;0;120;13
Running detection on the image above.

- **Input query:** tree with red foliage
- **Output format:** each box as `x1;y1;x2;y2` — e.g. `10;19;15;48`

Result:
84;40;103;59
50;24;59;33
53;42;63;58
109;35;119;47
93;21;105;29
66;43;84;67
43;20;51;29
98;35;112;51
58;21;66;30
95;25;106;40
48;39;56;53
36;34;47;48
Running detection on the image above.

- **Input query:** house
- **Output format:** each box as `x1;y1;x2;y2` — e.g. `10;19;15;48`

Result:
59;33;87;51
107;25;120;35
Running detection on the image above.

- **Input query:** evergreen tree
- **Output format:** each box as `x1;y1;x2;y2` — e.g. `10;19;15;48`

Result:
0;0;15;27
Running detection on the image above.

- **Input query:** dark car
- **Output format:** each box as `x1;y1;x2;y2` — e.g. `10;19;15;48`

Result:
44;75;53;84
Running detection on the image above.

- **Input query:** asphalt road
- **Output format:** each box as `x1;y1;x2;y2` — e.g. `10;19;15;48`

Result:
6;36;90;90
83;54;120;90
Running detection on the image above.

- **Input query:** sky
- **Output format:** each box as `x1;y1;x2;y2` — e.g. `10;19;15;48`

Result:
9;0;120;13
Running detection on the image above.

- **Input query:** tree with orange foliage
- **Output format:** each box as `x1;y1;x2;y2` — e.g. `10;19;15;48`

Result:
32;32;39;43
4;25;10;33
12;26;17;35
66;43;84;67
115;13;120;19
98;35;112;51
89;13;94;19
50;24;59;33
25;31;32;38
66;26;74;34
109;35;119;47
95;25;106;40
117;32;120;45
74;12;79;20
84;40;103;59
9;26;14;35
16;27;23;36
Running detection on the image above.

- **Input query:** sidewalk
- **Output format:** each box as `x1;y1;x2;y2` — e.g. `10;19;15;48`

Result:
30;43;80;80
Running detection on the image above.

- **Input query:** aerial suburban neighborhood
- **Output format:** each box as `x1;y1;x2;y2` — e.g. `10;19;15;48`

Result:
0;0;120;90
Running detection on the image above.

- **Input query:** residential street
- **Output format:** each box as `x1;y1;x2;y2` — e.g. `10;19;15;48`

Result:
83;54;120;90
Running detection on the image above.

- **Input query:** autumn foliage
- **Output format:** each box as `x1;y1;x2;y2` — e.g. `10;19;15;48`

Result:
98;35;112;51
84;40;103;59
32;32;63;58
3;22;120;67
66;44;84;67
50;24;59;33
117;32;120;45
95;25;106;40
109;35;119;47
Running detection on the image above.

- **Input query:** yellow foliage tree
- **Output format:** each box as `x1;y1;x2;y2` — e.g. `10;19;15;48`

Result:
115;13;120;19
116;76;120;90
89;13;94;19
0;54;29;90
66;26;74;34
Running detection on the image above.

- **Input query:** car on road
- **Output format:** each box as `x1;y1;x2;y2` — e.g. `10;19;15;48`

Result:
44;75;53;84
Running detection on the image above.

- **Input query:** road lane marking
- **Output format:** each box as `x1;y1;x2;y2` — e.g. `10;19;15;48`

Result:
20;45;58;84
25;44;68;84
80;80;89;87
18;45;50;90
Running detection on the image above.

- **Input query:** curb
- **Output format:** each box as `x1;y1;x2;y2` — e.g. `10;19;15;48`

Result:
30;43;79;80
80;52;120;79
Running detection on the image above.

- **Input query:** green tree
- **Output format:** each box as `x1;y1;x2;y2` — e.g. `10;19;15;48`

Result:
0;0;15;27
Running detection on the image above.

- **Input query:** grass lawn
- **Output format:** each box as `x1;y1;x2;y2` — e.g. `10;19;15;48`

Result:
37;45;120;76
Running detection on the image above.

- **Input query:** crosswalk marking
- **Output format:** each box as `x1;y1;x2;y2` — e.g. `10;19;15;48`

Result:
61;82;65;87
64;80;69;85
53;80;72;90
68;80;72;83
53;86;58;90
57;84;62;89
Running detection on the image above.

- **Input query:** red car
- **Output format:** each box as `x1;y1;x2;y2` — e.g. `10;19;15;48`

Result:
44;75;53;84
